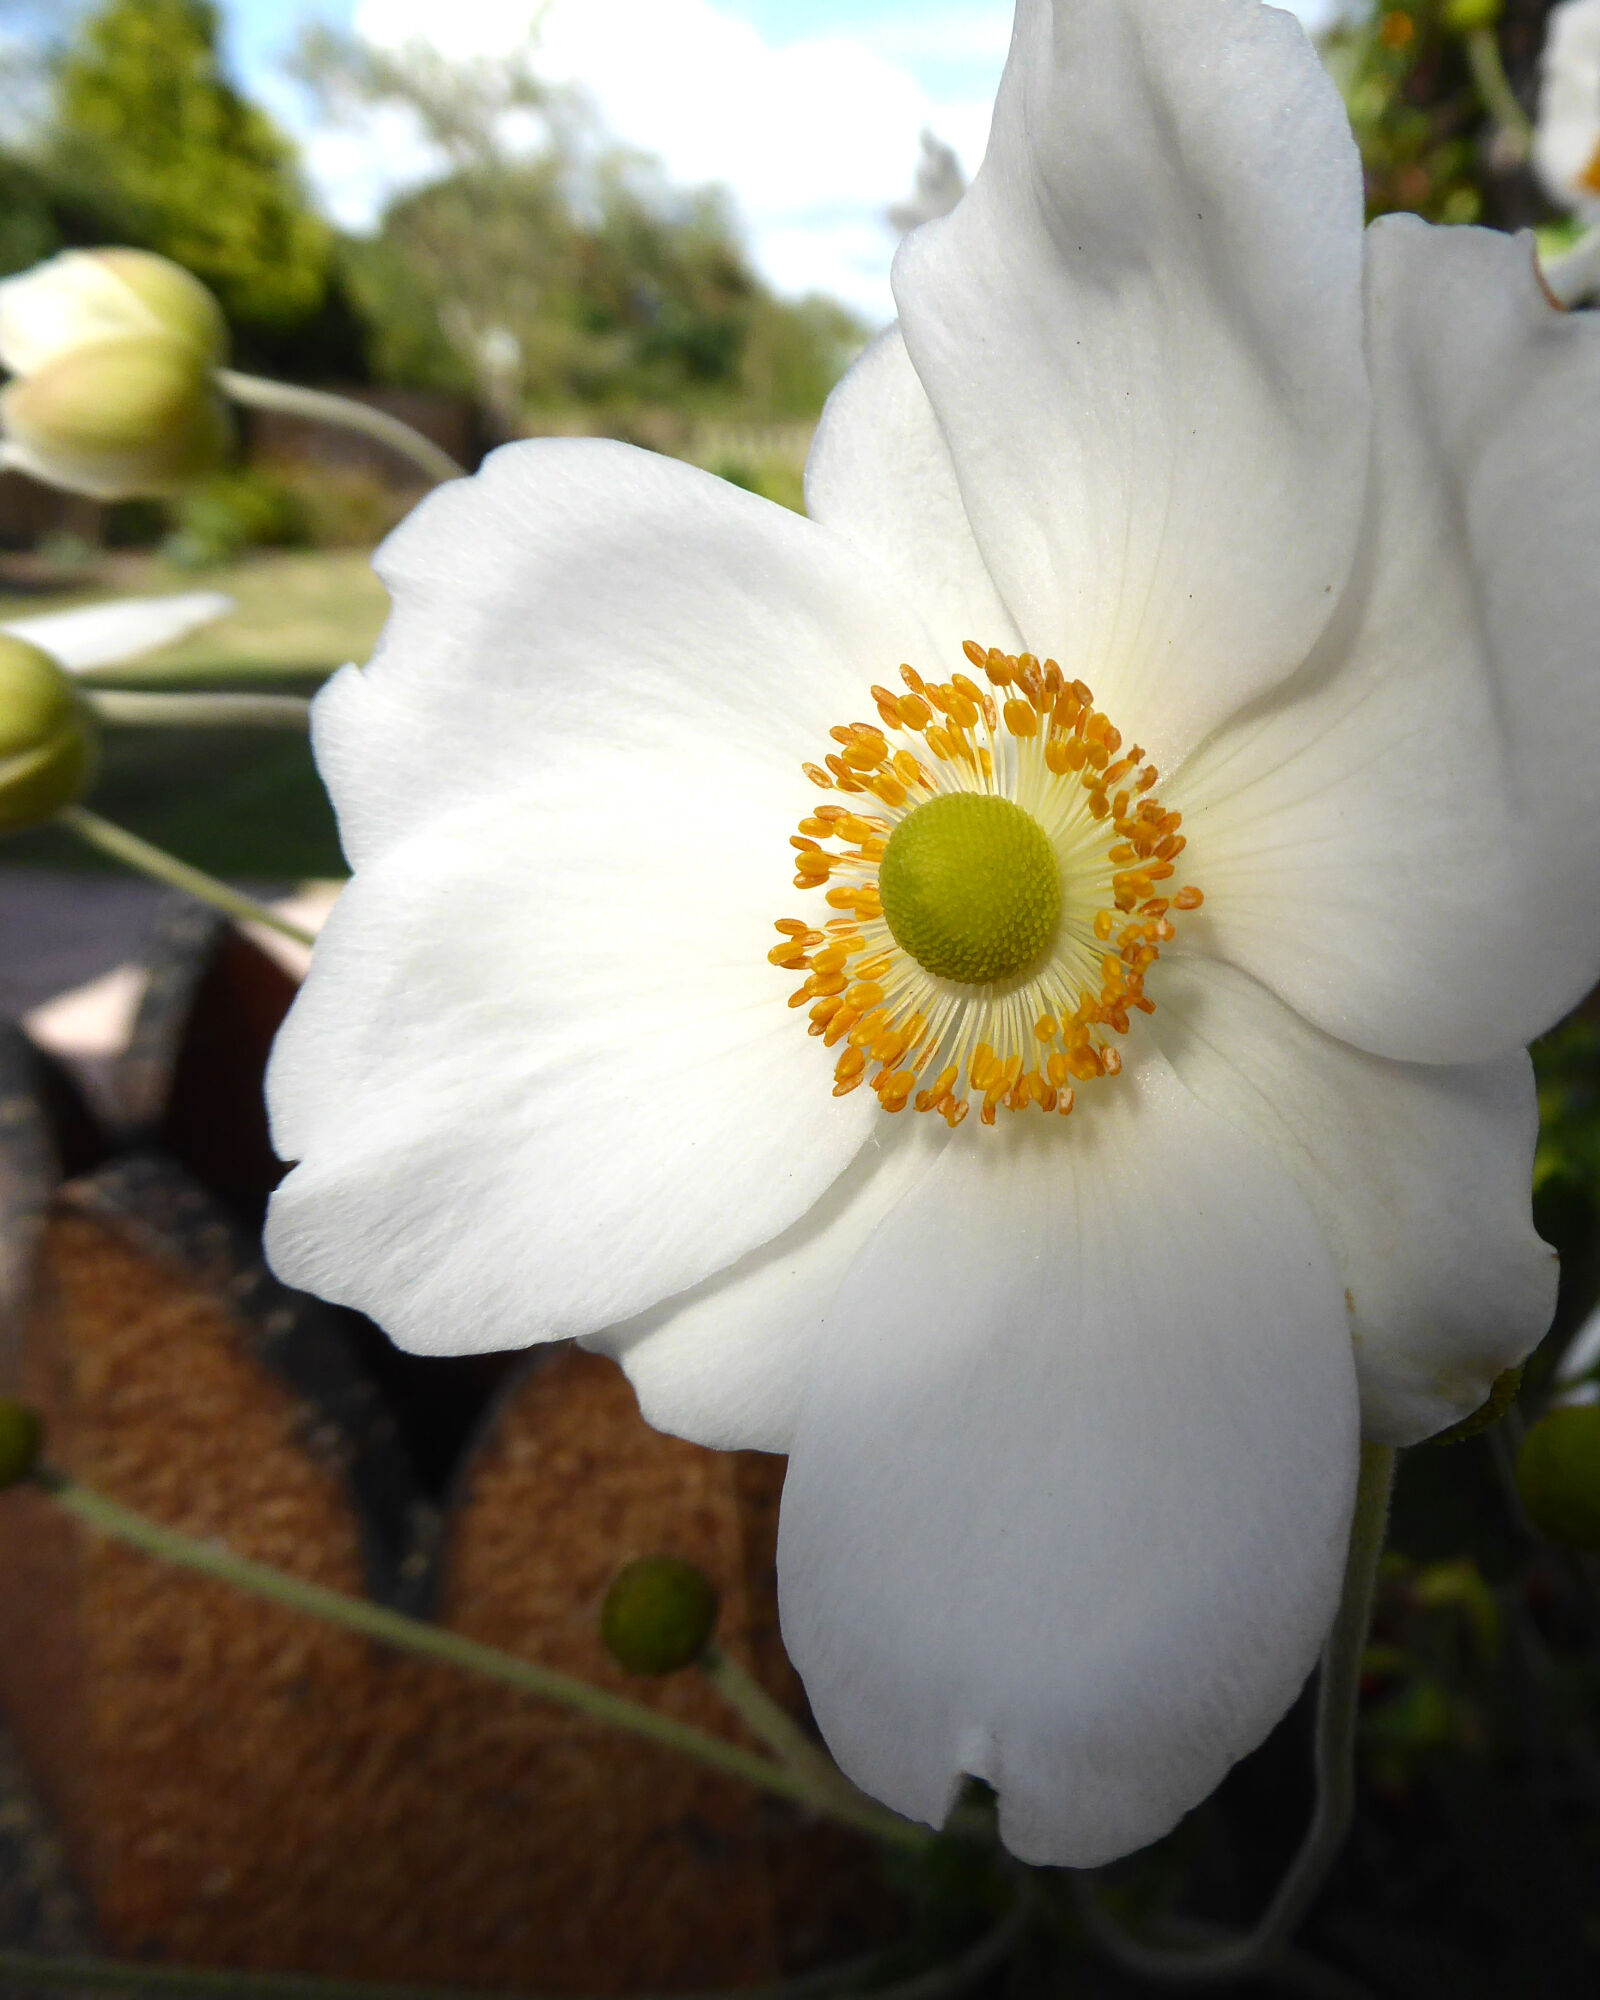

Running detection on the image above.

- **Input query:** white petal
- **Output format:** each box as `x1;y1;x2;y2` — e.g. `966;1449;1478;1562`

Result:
1178;219;1600;1063
1;591;233;672
1149;957;1556;1443
892;0;1369;769
266;746;879;1351
590;1118;948;1453
778;1059;1359;1866
325;438;934;870
804;325;1022;666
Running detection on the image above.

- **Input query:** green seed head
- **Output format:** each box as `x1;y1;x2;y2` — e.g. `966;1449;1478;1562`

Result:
600;1555;720;1674
879;792;1061;985
0;635;99;833
1515;1405;1600;1550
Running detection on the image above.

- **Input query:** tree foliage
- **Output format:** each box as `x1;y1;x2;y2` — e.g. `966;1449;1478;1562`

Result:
50;0;332;332
297;24;864;422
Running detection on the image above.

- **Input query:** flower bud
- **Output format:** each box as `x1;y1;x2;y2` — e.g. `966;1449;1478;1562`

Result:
1;334;230;500
0;248;227;377
600;1555;719;1675
1443;0;1502;32
1514;1405;1600;1550
0;1399;41;1489
0;633;99;832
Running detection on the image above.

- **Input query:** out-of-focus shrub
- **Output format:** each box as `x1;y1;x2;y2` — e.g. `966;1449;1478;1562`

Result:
164;468;309;569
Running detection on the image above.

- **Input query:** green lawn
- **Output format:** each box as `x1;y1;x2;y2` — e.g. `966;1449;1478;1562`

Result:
2;549;389;879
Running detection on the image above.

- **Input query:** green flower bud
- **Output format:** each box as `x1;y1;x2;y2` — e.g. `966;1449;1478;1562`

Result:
1443;0;1501;32
0;248;227;376
600;1555;719;1675
0;1400;42;1488
0;634;99;832
1514;1406;1600;1550
1;334;230;500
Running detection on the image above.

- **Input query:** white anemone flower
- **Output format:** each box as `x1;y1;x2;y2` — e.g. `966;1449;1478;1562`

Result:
1535;0;1600;213
263;0;1600;1865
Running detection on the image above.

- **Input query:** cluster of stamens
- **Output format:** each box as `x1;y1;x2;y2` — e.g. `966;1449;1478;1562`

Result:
770;641;1204;1126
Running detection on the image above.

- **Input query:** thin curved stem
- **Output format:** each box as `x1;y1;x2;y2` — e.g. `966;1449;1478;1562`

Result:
1073;1442;1397;1986
217;371;465;486
699;1642;859;1800
0;1944;890;2000
57;806;316;948
32;1469;930;1852
1465;26;1532;161
87;690;312;731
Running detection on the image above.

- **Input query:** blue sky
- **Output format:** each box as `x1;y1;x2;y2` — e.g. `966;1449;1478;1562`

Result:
209;0;1324;322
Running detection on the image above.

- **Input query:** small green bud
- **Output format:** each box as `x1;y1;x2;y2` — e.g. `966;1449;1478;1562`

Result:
1;334;230;500
1443;0;1501;32
1515;1406;1600;1549
0;248;227;376
600;1555;719;1675
0;1400;41;1488
0;634;99;832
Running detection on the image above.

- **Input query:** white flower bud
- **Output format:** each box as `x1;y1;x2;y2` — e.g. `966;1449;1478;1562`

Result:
0;633;99;833
0;248;227;377
0;332;230;500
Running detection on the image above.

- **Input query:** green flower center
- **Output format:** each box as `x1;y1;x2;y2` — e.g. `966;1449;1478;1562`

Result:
878;792;1061;985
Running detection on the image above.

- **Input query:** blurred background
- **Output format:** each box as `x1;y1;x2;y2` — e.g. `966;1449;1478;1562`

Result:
1;3;1598;1996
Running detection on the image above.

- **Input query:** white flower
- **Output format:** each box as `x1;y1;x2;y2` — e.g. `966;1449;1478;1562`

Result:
0;250;230;500
1535;0;1600;213
263;0;1597;1865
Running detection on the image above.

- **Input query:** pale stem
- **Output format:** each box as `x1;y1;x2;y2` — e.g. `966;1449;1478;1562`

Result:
87;690;312;731
1465;27;1532;162
58;806;317;948
1072;1442;1398;1985
1540;224;1600;309
217;370;466;486
33;1469;931;1852
699;1641;860;1801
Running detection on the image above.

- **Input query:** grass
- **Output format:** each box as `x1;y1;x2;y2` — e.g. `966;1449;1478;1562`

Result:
9;548;391;687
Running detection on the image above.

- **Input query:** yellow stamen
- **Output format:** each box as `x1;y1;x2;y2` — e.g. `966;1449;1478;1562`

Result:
773;644;1205;1122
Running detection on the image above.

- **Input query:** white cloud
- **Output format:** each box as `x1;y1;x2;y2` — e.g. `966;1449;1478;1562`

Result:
294;0;1002;321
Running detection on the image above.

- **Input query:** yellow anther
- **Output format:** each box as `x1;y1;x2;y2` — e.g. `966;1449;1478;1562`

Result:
781;642;1204;1125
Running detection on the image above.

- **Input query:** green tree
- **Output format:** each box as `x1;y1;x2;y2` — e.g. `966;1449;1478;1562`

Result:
50;0;332;333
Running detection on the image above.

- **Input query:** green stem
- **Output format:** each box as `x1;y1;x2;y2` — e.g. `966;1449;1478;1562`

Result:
217;371;465;486
0;1944;895;2000
1465;26;1532;160
33;1469;929;1852
57;806;316;948
87;690;312;731
699;1642;854;1798
1072;1443;1397;1985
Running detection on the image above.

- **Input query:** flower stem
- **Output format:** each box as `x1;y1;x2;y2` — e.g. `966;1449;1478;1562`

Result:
698;1641;855;1798
86;690;312;731
217;371;465;486
57;806;316;948
1464;27;1532;162
31;1468;931;1852
1072;1442;1397;1984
